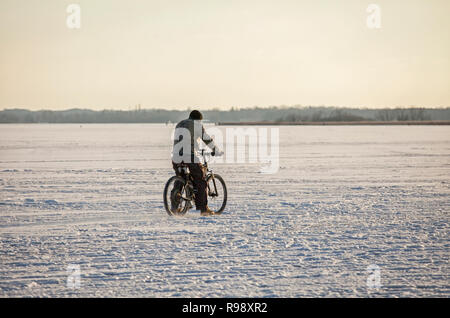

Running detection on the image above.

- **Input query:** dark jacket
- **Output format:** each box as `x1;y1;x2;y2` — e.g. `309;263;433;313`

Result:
172;119;216;163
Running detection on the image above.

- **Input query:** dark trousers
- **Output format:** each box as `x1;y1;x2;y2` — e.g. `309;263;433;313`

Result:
172;162;207;211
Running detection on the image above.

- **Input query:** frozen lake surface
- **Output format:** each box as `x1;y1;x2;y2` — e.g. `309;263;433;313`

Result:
0;124;448;297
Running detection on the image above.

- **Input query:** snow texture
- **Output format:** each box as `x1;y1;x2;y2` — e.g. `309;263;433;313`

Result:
0;124;448;297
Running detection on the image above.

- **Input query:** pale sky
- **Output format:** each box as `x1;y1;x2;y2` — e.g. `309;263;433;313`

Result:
0;0;449;110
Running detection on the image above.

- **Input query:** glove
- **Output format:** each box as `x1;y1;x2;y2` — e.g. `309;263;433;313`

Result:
211;147;224;157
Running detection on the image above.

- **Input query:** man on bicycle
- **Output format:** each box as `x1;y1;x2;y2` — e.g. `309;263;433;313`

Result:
171;110;223;215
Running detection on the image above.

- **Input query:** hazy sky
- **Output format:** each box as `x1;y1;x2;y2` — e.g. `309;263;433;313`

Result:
0;0;449;110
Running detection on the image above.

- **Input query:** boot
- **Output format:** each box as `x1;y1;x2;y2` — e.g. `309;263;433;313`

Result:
200;206;215;216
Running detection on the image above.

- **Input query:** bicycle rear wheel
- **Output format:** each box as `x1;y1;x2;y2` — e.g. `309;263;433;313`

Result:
206;174;227;214
163;176;191;216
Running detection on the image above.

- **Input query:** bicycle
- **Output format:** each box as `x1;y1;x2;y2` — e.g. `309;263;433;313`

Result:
163;151;227;216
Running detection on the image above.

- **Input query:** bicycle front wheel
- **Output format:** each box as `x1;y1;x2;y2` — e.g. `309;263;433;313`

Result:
206;174;227;214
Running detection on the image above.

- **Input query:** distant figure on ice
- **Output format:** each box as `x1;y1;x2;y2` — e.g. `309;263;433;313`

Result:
171;110;223;215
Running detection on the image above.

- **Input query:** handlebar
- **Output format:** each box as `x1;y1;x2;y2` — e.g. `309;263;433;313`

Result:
201;149;223;165
201;150;218;157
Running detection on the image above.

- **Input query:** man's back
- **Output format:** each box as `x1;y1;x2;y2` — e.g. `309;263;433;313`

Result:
172;117;216;164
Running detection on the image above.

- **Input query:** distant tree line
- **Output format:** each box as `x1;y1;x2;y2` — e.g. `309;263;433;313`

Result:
0;106;448;123
274;107;442;122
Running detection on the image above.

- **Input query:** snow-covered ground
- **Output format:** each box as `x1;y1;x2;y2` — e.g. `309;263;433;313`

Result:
0;124;448;297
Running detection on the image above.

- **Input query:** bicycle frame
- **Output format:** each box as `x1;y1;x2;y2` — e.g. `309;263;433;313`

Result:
179;152;219;202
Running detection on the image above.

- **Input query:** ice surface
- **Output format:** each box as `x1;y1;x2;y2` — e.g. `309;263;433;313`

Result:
0;124;448;297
